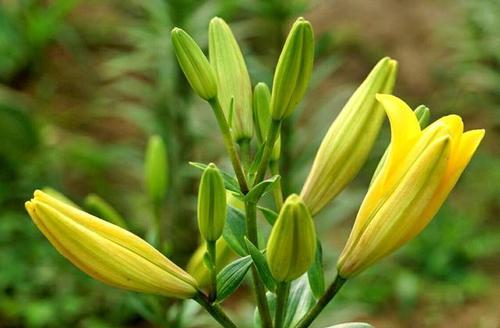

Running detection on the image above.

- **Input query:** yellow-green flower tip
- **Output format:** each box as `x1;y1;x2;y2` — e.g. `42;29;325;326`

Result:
270;17;315;120
197;163;227;242
301;57;398;215
337;94;484;278
209;17;253;141
171;27;217;100
145;135;168;205
25;190;198;298
266;194;317;282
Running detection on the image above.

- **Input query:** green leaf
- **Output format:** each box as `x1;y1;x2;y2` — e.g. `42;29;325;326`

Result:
189;162;241;194
222;206;247;256
257;206;278;226
245;175;280;203
308;239;325;299
244;237;276;292
283;275;315;328
325;323;374;328
216;255;252;302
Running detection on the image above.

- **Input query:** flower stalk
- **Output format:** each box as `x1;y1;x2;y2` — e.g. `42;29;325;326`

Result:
295;275;347;328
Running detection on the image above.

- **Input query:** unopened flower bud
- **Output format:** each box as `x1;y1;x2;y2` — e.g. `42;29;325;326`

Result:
171;27;217;100
253;82;281;160
414;105;430;128
84;193;128;229
25;190;197;298
271;17;314;120
145;135;168;206
209;17;253;141
197;163;227;242
301;57;398;215
267;194;316;282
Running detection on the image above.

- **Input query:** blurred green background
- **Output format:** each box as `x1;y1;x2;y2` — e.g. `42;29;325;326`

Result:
0;0;498;327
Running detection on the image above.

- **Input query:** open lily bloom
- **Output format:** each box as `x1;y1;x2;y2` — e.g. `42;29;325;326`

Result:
26;190;198;299
337;94;485;278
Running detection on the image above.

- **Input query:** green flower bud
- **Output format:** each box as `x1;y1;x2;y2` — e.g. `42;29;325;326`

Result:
414;105;431;128
145;135;168;206
253;82;281;160
271;17;314;120
84;194;128;229
209;17;253;141
197;163;227;242
267;194;316;282
171;27;217;100
301;57;398;215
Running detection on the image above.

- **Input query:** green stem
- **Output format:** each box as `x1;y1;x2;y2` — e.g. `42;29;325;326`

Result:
194;292;237;328
295;275;347;328
270;160;284;209
254;119;281;184
245;200;273;328
207;240;217;302
275;282;290;328
153;203;163;250
238;138;251;169
208;98;249;194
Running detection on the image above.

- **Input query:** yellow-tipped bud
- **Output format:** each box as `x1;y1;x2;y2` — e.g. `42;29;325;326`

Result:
145;135;168;206
253;82;281;160
25;190;197;298
337;95;484;278
267;194;316;282
171;27;217;100
301;57;398;215
271;17;314;120
197;163;227;242
209;17;253;141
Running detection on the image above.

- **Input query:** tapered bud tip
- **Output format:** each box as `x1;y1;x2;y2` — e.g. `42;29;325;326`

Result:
207;162;217;169
210;16;223;24
25;201;33;212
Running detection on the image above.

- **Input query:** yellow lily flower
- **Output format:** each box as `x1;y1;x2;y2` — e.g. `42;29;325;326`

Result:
25;190;198;299
337;94;485;278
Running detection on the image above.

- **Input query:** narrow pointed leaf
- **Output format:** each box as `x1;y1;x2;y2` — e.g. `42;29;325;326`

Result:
308;239;325;299
244;238;277;292
257;206;278;226
216;255;252;302
245;175;280;203
222;206;247;256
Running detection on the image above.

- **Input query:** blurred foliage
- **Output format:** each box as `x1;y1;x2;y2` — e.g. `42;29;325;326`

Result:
0;0;498;327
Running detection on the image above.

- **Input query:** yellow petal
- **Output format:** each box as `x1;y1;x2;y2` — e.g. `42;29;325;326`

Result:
415;129;485;233
375;94;422;186
338;136;451;277
350;95;422;243
427;114;463;156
